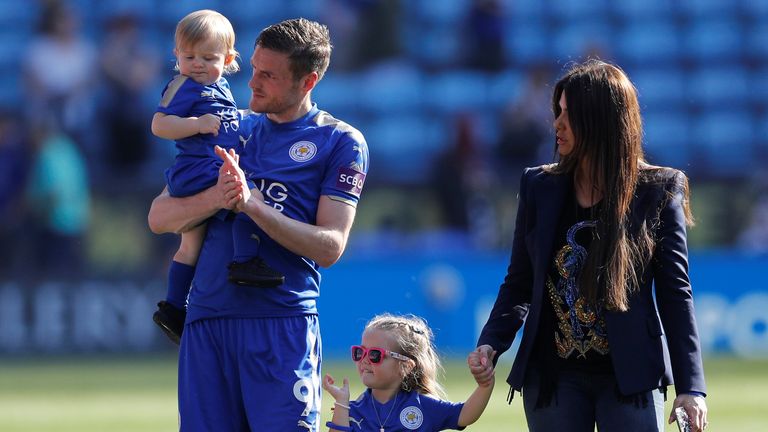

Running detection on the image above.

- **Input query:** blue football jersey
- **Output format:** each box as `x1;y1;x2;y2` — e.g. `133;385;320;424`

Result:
186;104;369;322
157;75;242;197
348;389;464;431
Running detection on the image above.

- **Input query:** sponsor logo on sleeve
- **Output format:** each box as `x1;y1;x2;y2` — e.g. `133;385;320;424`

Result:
336;167;366;196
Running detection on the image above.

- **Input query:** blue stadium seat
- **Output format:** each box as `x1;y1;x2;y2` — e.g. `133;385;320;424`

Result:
756;114;768;163
157;0;221;25
284;0;323;19
642;110;691;169
692;110;755;172
551;20;612;64
676;0;734;18
364;115;449;183
425;70;490;114
406;24;462;69
356;65;424;114
745;22;768;62
498;0;546;18
611;0;673;19
615;19;681;66
631;67;686;107
682;18;744;63
222;74;250;109
95;0;156;20
740;0;768;17
0;31;29;71
749;68;768;107
503;19;550;66
407;0;471;25
218;0;291;28
0;0;39;27
688;67;749;107
548;0;608;20
312;72;361;113
487;70;525;110
0;72;21;109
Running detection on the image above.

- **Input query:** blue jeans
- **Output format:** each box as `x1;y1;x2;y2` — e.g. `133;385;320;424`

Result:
522;367;665;432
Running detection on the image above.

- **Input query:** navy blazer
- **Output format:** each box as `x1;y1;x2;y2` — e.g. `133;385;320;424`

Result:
478;165;706;396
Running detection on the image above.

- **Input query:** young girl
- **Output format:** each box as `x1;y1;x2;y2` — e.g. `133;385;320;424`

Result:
151;9;283;345
323;313;496;431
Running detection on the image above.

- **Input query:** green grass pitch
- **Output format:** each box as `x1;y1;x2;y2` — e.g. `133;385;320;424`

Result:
0;354;765;431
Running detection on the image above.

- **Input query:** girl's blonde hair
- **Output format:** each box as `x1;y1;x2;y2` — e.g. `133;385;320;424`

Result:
364;313;446;399
175;9;239;74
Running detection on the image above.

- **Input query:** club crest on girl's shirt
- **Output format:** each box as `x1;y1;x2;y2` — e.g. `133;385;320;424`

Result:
399;406;424;430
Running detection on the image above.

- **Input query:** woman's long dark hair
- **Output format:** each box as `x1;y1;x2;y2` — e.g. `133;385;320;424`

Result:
547;59;676;311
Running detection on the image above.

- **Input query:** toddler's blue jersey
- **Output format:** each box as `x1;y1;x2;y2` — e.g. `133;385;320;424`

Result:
187;104;369;322
348;389;464;431
157;75;241;197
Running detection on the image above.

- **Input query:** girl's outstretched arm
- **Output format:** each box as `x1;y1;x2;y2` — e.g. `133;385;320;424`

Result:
322;374;352;431
458;348;496;427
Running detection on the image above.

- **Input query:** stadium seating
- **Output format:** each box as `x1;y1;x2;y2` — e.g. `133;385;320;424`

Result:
642;111;691;170
682;18;744;63
615;19;681;66
3;0;762;183
611;0;672;19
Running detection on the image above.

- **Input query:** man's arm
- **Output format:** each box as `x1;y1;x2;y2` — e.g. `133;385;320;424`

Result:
147;187;216;234
242;195;355;268
215;146;356;268
148;161;241;234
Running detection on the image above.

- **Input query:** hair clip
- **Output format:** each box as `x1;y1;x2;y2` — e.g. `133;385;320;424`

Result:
408;324;424;335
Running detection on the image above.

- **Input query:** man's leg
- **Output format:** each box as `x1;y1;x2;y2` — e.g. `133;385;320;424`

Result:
239;315;322;431
179;319;249;432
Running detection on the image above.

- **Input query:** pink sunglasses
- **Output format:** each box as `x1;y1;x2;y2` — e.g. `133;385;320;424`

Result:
351;345;411;364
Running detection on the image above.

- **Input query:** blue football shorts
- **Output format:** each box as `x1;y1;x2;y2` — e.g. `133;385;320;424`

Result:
178;315;322;431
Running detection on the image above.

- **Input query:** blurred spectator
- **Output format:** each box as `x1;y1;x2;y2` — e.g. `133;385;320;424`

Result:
429;114;497;248
23;0;97;153
494;65;554;183
98;12;160;186
0;110;32;277
349;0;403;69
319;0;360;71
25;119;91;280
465;0;505;71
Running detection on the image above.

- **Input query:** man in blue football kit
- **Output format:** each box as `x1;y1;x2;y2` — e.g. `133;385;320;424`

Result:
148;18;369;431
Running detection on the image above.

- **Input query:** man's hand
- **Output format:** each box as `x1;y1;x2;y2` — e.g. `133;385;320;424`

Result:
215;145;265;212
197;113;221;136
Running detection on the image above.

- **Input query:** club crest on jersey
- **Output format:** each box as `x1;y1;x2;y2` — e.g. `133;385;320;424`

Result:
289;141;318;162
200;90;214;99
399;406;423;430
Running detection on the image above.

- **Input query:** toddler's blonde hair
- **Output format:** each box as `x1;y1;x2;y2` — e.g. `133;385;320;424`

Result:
175;9;239;74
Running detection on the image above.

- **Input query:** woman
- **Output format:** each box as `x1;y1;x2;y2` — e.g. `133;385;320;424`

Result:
470;60;708;431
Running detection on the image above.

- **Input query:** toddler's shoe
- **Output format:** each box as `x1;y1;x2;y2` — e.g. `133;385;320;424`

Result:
227;257;285;287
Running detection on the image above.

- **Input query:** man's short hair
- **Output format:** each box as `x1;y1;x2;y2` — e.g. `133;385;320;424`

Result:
256;18;332;81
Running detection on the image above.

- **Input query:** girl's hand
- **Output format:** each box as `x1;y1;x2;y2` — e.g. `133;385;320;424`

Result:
468;345;496;387
322;374;350;404
197;113;221;136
